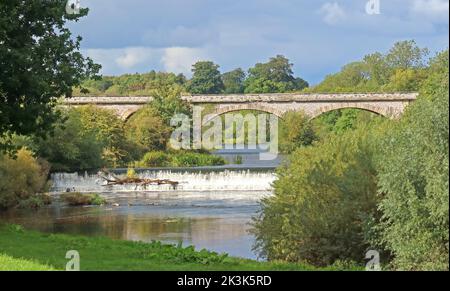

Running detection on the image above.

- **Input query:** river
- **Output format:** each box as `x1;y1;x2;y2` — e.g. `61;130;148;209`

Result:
0;150;283;260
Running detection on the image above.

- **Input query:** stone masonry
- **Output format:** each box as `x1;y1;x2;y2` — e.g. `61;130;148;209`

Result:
62;93;418;120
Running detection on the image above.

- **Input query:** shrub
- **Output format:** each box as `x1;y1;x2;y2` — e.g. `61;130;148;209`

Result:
374;50;449;270
279;111;317;153
34;109;105;171
138;151;170;167
136;151;226;167
125;106;172;155
170;152;225;167
0;149;49;210
252;127;380;266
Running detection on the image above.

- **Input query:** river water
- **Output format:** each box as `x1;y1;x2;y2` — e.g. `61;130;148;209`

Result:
0;150;283;259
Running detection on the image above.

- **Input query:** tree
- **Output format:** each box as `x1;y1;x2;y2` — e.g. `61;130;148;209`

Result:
0;0;100;153
222;68;246;94
0;149;49;209
188;61;224;94
125;106;172;155
252;126;380;266
385;40;429;70
76;106;129;167
279;111;317;153
310;40;429;93
244;55;308;93
375;50;449;270
33;109;105;171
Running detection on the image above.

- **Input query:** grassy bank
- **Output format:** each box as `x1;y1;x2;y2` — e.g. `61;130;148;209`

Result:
0;254;55;271
0;224;357;271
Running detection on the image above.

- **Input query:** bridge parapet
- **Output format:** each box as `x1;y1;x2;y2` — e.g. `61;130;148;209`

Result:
182;93;418;103
62;96;153;105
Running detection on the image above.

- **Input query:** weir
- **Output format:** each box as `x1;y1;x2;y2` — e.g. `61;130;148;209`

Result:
50;168;276;193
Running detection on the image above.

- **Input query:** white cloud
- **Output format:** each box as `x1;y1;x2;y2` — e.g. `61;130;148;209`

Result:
115;47;155;69
411;0;449;22
319;2;346;25
161;47;209;76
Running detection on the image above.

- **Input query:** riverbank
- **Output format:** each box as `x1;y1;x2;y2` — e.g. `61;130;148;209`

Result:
0;224;357;271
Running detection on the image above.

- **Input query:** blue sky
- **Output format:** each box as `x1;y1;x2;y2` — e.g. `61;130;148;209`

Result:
70;0;449;84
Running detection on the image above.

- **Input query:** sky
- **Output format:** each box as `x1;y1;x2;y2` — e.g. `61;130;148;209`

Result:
69;0;449;84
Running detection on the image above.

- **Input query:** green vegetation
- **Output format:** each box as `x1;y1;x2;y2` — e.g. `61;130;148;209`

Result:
31;106;128;171
0;224;360;271
72;55;308;96
125;106;172;157
374;50;449;270
279;111;317;153
307;40;429;93
252;48;449;271
244;55;308;93
136;151;226;167
0;254;55;271
187;61;225;94
222;68;246;94
62;193;106;206
73;71;186;97
0;0;100;153
0;149;50;210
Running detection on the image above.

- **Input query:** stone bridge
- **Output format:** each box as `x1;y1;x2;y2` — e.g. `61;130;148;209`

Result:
62;93;418;120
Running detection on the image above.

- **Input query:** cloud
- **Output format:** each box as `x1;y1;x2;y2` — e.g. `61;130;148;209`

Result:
115;47;155;69
161;47;209;75
411;0;449;22
319;2;346;25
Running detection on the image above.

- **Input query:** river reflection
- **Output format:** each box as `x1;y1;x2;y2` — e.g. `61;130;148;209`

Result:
0;191;270;259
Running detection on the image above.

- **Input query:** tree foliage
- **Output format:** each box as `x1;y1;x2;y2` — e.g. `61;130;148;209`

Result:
375;50;449;270
125;106;172;156
222;68;246;94
310;40;429;93
279;111;317;153
0;0;100;153
253;127;381;266
244;55;308;93
0;149;49;209
188;61;224;94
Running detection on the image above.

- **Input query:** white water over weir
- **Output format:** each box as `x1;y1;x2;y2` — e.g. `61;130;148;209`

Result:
50;169;276;193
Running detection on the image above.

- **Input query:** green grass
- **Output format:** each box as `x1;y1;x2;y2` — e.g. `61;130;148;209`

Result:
0;254;55;271
0;224;359;271
0;224;303;271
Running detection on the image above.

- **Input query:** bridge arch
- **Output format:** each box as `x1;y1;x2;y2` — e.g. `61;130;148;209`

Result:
204;103;285;123
309;103;395;119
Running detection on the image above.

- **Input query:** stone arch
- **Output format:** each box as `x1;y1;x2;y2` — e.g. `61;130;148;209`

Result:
309;103;394;119
205;103;285;123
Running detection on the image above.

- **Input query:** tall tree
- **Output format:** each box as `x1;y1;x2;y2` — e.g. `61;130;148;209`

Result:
244;55;308;93
222;68;246;94
0;0;100;153
188;61;224;94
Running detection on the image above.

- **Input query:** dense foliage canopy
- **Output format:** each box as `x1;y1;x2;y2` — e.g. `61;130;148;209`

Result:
0;0;100;153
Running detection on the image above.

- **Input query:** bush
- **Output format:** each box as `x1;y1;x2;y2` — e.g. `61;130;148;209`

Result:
62;193;106;206
136;151;226;167
374;50;449;270
279;111;317;153
34;109;105;171
170;152;226;167
252;127;380;266
125;106;172;156
138;151;170;167
0;149;50;210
